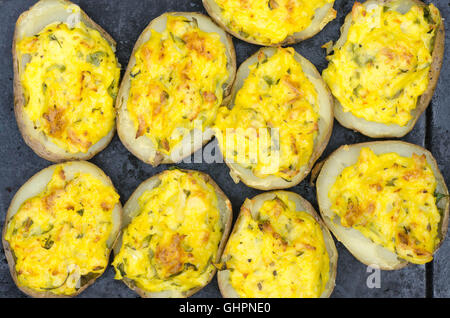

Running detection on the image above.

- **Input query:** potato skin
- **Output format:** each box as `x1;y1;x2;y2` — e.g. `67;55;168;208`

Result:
216;47;334;190
116;12;236;167
13;0;118;163
2;161;123;298
316;141;449;270
330;0;444;138
113;169;233;298
202;0;336;46
218;191;338;298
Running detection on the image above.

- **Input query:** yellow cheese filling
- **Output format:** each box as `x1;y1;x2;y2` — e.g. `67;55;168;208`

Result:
5;166;120;295
223;193;330;298
127;15;229;155
214;0;335;44
329;148;442;264
17;21;120;153
214;48;319;181
323;2;440;126
113;170;223;293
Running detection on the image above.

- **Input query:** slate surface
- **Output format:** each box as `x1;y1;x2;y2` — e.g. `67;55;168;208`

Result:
0;0;447;298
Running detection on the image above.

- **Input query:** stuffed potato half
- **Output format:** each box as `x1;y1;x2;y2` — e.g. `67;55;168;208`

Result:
217;191;337;298
316;141;449;270
2;161;122;297
13;0;121;162
116;12;236;167
202;0;336;46
322;0;444;138
112;169;233;298
214;47;333;190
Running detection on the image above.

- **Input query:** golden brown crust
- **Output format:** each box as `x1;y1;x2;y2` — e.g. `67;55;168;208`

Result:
202;0;336;46
116;12;236;167
331;0;445;138
13;0;118;163
316;141;449;270
114;169;233;298
2;161;123;297
217;191;337;298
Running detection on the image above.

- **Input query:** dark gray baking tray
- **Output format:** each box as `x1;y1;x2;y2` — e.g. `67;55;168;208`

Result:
0;0;448;298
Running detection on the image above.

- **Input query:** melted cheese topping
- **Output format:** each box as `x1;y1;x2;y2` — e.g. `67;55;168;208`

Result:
5;166;119;295
17;22;120;153
128;15;229;155
113;170;223;293
223;193;330;298
214;0;334;44
329;148;441;264
323;2;440;126
214;48;319;181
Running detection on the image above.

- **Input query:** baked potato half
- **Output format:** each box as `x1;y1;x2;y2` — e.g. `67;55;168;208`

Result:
322;0;444;138
218;191;337;298
316;141;449;270
203;0;336;46
116;12;236;166
214;47;333;190
2;161;123;297
112;169;233;298
13;0;121;162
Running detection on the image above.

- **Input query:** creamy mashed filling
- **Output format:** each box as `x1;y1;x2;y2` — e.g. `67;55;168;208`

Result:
113;170;223;293
214;0;335;44
222;193;330;298
329;148;441;264
127;15;229;155
214;48;319;181
5;166;119;295
18;22;120;153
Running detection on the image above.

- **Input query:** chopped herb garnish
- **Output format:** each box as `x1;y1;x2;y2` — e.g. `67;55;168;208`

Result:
117;263;126;277
41;224;54;235
42;237;54;250
386;178;398;187
23;217;33;230
48;34;62;48
389;89;404;100
46;64;66;72
423;6;432;24
190;17;198;28
184;263;198;271
353;84;362;97
142;234;153;248
86;51;106;67
169;32;186;44
108;79;117;100
435;191;449;204
263;76;274;86
79;272;100;288
238;30;249;38
148;249;154;260
130;70;141;78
